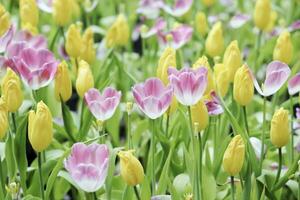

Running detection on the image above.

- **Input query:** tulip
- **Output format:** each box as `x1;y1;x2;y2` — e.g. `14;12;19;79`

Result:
28;101;53;152
1;68;23;112
15;47;58;90
0;3;10;37
264;11;277;32
205;22;224;57
76;60;94;98
81;27;96;64
0;98;8;139
204;91;224;116
157;47;176;85
233;64;254;106
202;0;215;7
132;78;173;119
273;31;293;64
195;12;208;37
161;0;193;17
223;40;242;82
288;73;300;96
85;87;121;121
118;150;144;186
191;100;209;131
66;24;83;58
270;108;289;148
214;63;230;97
223;135;245;176
19;0;39;34
52;0;73;26
254;0;271;30
106;14;130;48
54;61;72;102
193;56;214;94
65;143;109;192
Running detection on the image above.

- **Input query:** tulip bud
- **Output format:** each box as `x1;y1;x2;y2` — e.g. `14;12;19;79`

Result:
118;150;144;186
28;101;53;152
157;47;176;85
0;4;10;37
0;98;8;139
52;0;73;26
66;24;83;58
55;61;72;102
214;63;230;97
264;11;277;32
195;12;208;37
1;68;23;112
223;40;242;82
81;27;96;64
106;14;130;48
223;135;245;176
19;0;39;34
193;56;214;94
233;64;254;106
76;60;94;98
254;0;271;30
202;0;215;7
205;22;224;57
191;100;209;131
270;108;289;148
273;31;293;64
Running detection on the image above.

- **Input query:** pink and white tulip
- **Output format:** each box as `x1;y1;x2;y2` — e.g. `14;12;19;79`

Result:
288;73;300;95
161;0;193;17
85;87;121;121
168;67;208;106
64;143;109;192
253;61;291;97
136;0;164;19
205;91;224;116
132;78;173;119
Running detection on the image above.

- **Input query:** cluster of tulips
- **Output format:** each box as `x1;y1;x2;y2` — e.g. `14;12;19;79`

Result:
0;0;300;199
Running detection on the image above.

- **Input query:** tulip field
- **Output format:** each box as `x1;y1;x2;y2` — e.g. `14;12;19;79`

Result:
0;0;300;199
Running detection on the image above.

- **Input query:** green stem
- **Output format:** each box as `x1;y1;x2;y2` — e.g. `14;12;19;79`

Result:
166;115;170;137
75;58;79;74
0;159;5;199
38;152;45;200
289;96;294;163
79;100;85;130
242;106;249;135
198;132;203;200
133;186;141;200
254;30;262;73
260;96;266;173
150;119;156;194
274;148;282;184
231;176;235;200
9;0;13;12
298;172;300;200
49;28;60;51
127;112;132;149
11;113;17;133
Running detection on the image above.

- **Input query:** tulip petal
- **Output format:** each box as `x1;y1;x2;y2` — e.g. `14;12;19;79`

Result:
0;26;14;53
288;73;300;95
161;0;193;17
229;13;250;29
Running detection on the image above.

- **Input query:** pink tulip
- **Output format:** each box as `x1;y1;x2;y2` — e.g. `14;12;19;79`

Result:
85;87;121;121
229;13;251;29
132;78;173;119
205;91;224;116
288;73;300;95
161;0;193;17
137;0;164;19
253;61;291;97
168;67;208;106
15;47;58;90
64;143;109;192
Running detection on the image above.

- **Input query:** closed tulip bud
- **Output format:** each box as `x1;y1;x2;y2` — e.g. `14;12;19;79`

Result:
118;150;144;186
76;60;94;98
1;68;23;112
106;14;130;48
52;0;73;26
19;0;39;34
270;108;289;148
28;101;53;152
264;11;277;32
233;64;254;106
254;0;271;30
195;12;208;37
193;56;214;94
81;27;96;64
0;4;10;37
273;31;293;64
55;61;72;102
66;24;83;58
202;0;215;7
223;135;245;176
214;63;230;97
223;40;242;82
157;47;176;85
205;22;224;57
0;98;8;139
191;100;209;131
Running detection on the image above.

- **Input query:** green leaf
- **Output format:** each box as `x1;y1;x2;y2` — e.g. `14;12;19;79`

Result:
106;107;121;146
122;186;133;200
157;146;174;194
5;131;16;180
202;167;217;200
140;176;151;200
60;100;76;143
23;195;41;200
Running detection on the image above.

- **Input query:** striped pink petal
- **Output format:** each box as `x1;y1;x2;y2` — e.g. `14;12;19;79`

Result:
161;0;193;17
288;73;300;95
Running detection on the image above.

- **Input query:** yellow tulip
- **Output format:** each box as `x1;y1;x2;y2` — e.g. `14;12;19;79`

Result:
81;27;96;64
106;14;130;48
19;0;39;34
66;24;83;58
254;0;271;30
193;56;214;94
55;61;72;102
205;22;224;57
0;98;8;139
264;11;277;32
233;64;254;106
76;60;94;98
273;30;293;64
195;12;208;37
191;100;209;131
1;68;23;112
52;0;73;26
202;0;215;7
157;47;176;85
270;108;289;148
118;150;144;186
222;135;245;176
214;63;230;97
0;3;10;37
223;40;242;82
28;101;53;152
